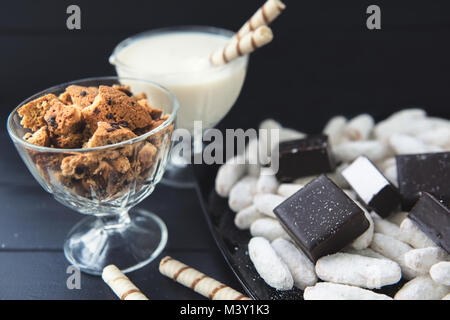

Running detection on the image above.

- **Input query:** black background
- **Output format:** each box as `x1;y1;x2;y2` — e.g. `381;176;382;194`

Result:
1;0;450;130
0;0;449;300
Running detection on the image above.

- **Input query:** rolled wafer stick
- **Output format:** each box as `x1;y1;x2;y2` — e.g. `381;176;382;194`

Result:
159;256;251;300
210;26;273;66
233;0;286;41
102;265;149;300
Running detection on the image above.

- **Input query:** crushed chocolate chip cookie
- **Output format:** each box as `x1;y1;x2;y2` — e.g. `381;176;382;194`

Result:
18;94;60;132
18;84;172;200
81;85;153;134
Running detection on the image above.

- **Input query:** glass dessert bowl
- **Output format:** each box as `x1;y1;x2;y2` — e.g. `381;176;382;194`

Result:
7;76;178;275
110;26;249;188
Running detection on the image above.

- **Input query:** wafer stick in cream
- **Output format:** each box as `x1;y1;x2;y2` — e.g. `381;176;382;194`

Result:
159;256;251;300
233;0;286;41
210;26;273;66
102;265;149;300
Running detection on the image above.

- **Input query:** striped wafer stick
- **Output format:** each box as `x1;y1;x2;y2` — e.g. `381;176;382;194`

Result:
210;26;273;66
159;256;251;300
102;265;149;300
233;0;286;41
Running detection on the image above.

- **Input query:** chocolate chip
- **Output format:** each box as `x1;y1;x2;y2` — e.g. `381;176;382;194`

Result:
75;166;85;175
80;90;87;97
74;122;86;134
110;171;123;184
47;116;58;129
107;99;112;106
106;122;121;132
123;90;133;97
106;113;114;120
118;121;129;128
93;108;100;114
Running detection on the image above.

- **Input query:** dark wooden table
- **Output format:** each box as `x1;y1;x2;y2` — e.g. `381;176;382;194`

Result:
0;133;244;299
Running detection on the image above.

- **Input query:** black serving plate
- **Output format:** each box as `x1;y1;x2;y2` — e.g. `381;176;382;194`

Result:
192;163;406;300
192;163;303;300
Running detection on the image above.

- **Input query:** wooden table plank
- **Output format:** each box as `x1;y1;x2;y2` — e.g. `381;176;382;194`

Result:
0;182;217;251
0;250;244;300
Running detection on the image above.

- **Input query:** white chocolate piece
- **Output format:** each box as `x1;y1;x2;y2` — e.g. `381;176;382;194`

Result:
248;237;293;290
389;133;442;155
228;176;257;212
350;207;374;250
373;108;427;141
210;26;273;66
430;261;450;286
277;183;303;197
370;233;420;279
245;138;261;177
382;164;398;187
234;204;266;230
343;114;375;141
250;218;291;242
394;275;449;300
304;282;392;300
332;140;392;163
376;157;396;172
271;238;317;290
293;175;318;185
386;211;408;226
259;118;282;131
102;265;149;300
404;248;449;274
328;162;350;189
278;127;306;142
372;215;409;243
416;126;450;149
258;119;281;164
159;256;250;300
215;155;246;197
400;218;437;249
315;253;401;289
323;115;347;146
256;167;279;194
233;0;286;40
343;247;391;261
253;193;286;218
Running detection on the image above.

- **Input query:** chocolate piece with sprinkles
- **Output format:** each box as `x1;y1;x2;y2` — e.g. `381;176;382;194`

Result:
274;175;369;261
408;192;450;253
274;135;336;182
396;152;450;210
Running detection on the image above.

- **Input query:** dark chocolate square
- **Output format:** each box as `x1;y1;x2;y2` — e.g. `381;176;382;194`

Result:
274;175;369;261
408;192;450;253
368;184;401;218
274;135;335;182
396;152;450;210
